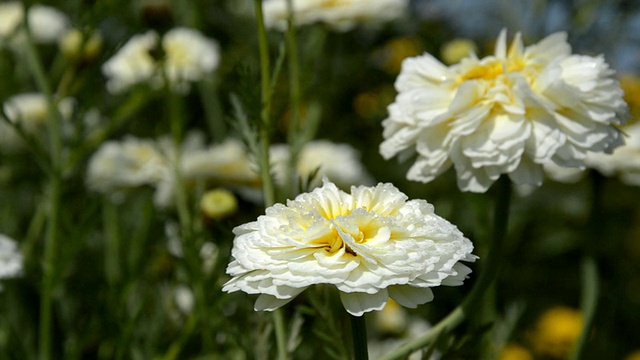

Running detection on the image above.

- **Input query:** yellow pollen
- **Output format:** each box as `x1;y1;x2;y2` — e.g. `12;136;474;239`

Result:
458;58;525;83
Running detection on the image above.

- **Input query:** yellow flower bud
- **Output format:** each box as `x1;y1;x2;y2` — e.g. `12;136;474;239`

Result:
440;38;478;65
499;344;533;360
200;188;238;219
530;306;582;359
59;28;103;63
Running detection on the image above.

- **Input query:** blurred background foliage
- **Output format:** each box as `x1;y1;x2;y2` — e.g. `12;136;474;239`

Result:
0;0;639;359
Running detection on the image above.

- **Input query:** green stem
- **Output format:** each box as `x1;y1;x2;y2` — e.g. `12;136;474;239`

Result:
569;172;603;360
103;198;121;286
166;89;192;238
22;14;64;360
350;314;369;360
285;0;303;196
254;0;276;208
254;1;284;358
379;176;511;360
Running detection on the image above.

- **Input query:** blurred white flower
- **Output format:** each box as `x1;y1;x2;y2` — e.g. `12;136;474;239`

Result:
543;161;585;184
102;28;220;94
86;136;169;201
270;140;374;189
0;234;22;291
3;93;74;129
380;30;628;193
0;93;75;152
223;179;476;316
162;27;220;93
586;122;640;186
102;31;160;94
173;284;195;315
154;137;258;208
27;5;70;43
263;0;409;32
181;138;257;185
0;2;23;40
0;2;69;45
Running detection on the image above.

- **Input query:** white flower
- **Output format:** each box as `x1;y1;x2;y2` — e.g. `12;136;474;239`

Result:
380;30;628;193
27;5;70;43
263;0;409;32
585;122;640;186
1;93;75;152
181;138;257;185
270;140;374;189
162;27;220;92
3;93;74;130
0;2;69;45
86;136;169;199
223;180;476;316
102;31;160;93
0;234;22;284
154;137;258;208
102;28;220;94
0;2;23;40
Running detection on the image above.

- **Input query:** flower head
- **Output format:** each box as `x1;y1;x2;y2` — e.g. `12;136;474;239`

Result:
223;180;476;316
380;30;628;192
0;234;23;290
102;31;159;93
270;140;374;189
585;122;640;186
162;27;220;92
529;306;582;359
0;2;69;46
0;93;75;152
263;0;409;32
102;27;220;94
86;136;169;200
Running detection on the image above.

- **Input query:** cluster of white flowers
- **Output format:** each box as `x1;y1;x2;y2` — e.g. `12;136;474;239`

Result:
223;180;476;316
86;134;256;206
380;30;628;192
0;2;69;47
269;140;374;189
0;234;23;291
87;135;375;207
0;93;75;152
102;27;220;94
262;0;409;32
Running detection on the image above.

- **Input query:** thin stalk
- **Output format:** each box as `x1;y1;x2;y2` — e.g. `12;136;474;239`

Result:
569;172;603;360
254;0;276;208
285;0;303;197
22;15;64;360
166;88;192;238
350;314;369;360
254;1;284;358
103;198;121;285
379;176;511;360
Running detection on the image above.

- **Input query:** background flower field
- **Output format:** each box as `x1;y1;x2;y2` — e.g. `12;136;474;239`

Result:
1;0;640;359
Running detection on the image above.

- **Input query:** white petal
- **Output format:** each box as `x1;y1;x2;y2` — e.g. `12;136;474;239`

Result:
388;285;434;308
339;289;389;316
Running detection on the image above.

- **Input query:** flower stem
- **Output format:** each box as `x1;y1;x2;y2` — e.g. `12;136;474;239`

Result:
253;1;285;359
379;176;511;360
22;14;65;360
569;172;603;360
285;0;303;196
350;314;369;360
254;0;276;207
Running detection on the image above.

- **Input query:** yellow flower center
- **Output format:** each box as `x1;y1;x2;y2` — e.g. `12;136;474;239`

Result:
309;207;387;257
458;57;526;83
